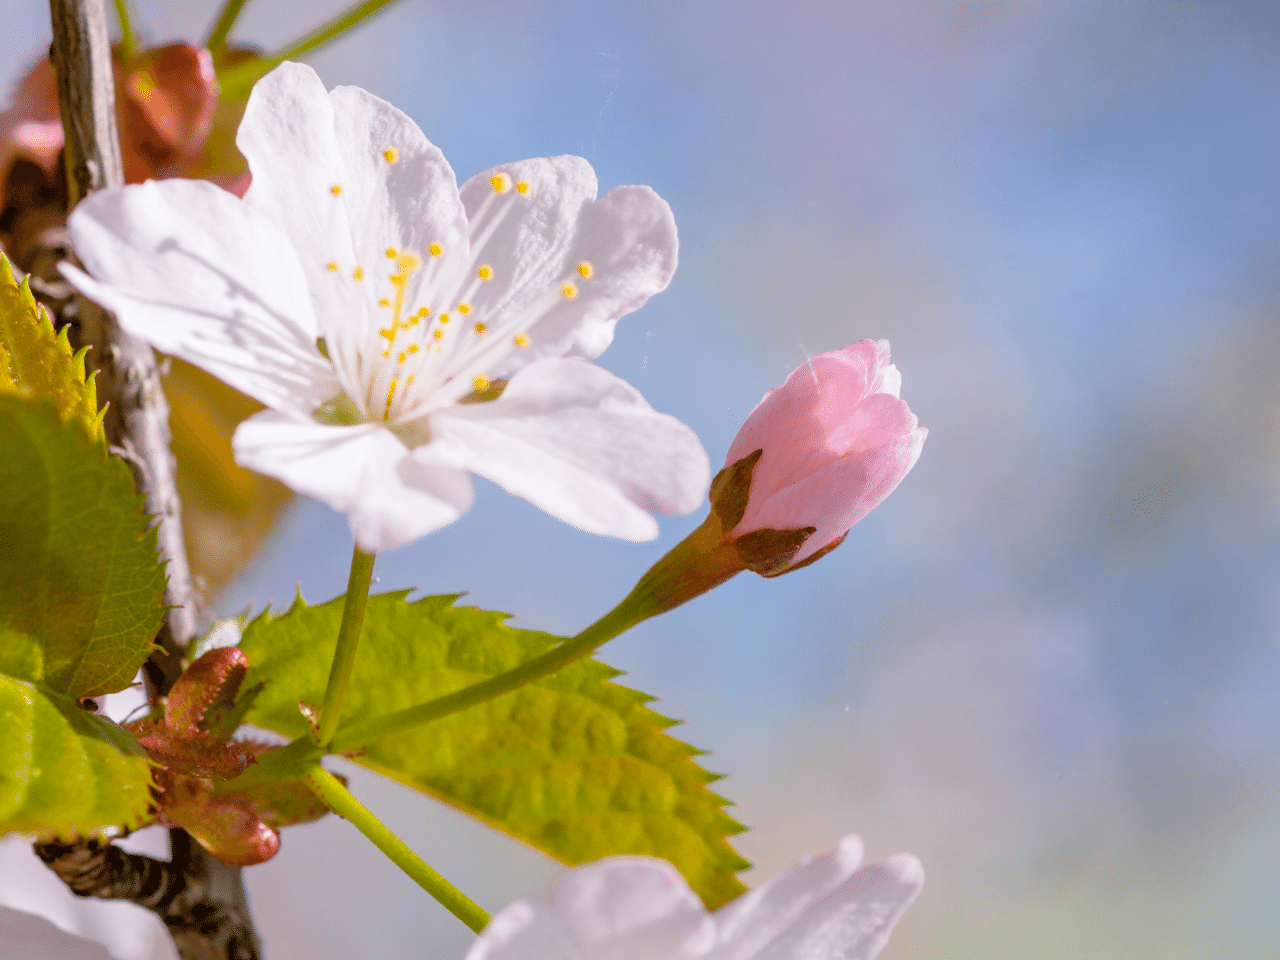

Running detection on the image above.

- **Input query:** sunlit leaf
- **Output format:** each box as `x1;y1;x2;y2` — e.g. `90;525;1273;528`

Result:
238;592;751;907
0;253;100;439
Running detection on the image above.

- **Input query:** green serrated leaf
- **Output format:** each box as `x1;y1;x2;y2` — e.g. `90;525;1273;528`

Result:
238;592;751;907
0;676;153;836
0;397;164;837
0;253;101;441
0;397;165;698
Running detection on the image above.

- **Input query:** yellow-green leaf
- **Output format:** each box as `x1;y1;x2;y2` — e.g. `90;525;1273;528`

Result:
0;397;163;836
238;592;751;908
0;253;100;441
0;676;152;836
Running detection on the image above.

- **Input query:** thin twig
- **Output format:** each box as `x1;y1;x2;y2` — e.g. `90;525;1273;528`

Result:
217;0;406;97
42;3;262;958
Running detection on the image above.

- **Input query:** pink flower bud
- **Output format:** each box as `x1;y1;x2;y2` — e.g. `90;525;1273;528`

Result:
723;339;926;570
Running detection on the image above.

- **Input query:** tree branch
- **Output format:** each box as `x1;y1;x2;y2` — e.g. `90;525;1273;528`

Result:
38;3;262;958
34;835;261;960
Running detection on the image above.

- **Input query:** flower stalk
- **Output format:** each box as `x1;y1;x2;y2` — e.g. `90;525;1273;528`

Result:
303;763;490;933
111;0;136;61
329;511;748;753
204;0;250;56
316;545;376;746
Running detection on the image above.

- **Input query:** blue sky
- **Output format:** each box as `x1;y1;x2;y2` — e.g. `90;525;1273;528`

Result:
4;1;1280;957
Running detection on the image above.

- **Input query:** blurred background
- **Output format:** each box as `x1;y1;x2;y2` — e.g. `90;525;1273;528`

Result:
3;0;1280;957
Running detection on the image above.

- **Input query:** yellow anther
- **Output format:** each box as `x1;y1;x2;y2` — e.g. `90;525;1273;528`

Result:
516;181;529;194
477;264;494;280
438;313;450;324
490;173;512;194
474;374;492;391
326;261;339;272
408;344;420;354
473;322;488;336
386;247;397;258
513;333;531;349
406;374;416;387
384;378;398;419
380;327;394;342
577;260;594;278
353;266;365;282
417;306;430;318
429;242;443;257
330;184;342;195
397;351;407;363
458;302;472;315
561;281;579;299
433;329;444;341
383;147;399;163
379;298;390;307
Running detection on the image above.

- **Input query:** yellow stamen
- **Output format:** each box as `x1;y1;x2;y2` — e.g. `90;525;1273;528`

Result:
490;173;512;193
473;322;488;336
438;313;450;324
515;181;529;194
383;147;399;163
330;184;342;195
326;261;339;272
417;307;430;318
477;264;494;280
386;247;397;258
561;281;578;299
429;242;443;257
458;303;472;315
353;266;365;282
577;260;594;278
513;333;530;349
408;344;420;354
379;298;390;307
433;329;444;341
383;378;398;419
473;374;491;391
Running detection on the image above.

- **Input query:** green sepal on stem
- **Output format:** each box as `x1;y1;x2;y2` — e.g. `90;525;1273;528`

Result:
234;591;751;908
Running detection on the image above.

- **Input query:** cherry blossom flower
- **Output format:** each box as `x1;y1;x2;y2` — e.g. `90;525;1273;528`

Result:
723;340;926;572
466;834;922;960
62;62;708;551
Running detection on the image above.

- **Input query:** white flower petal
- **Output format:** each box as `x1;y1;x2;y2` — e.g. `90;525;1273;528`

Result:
232;411;474;551
0;906;114;960
458;157;677;372
236;61;365;340
550;858;710;960
465;900;583;960
742;854;923;960
704;836;863;960
63;179;336;416
428;358;708;541
327;83;468;289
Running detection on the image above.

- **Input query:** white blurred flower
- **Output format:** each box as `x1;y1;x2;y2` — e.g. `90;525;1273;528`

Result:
63;61;707;551
466;835;922;960
0;906;114;960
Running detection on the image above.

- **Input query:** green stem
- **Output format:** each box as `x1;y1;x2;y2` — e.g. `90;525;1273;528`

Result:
316;545;376;746
112;0;137;61
329;603;642;753
329;514;741;754
216;0;406;98
205;0;251;55
304;764;490;933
